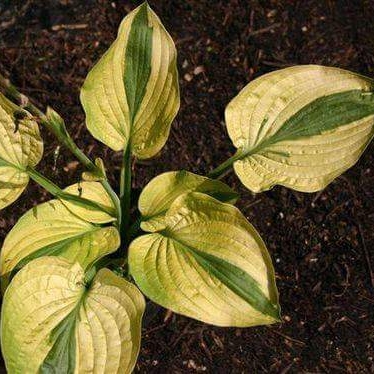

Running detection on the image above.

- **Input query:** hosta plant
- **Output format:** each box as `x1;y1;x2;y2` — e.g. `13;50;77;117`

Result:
1;2;374;373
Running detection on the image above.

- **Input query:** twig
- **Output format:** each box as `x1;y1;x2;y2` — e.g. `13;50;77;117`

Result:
171;322;193;349
51;24;88;31
248;22;282;37
325;198;353;220
267;328;306;346
144;323;167;335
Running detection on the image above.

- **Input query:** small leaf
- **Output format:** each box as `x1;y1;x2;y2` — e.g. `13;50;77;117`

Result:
1;257;145;374
46;106;70;140
139;170;239;231
62;181;116;224
0;93;43;209
0;194;119;290
81;2;180;158
82;157;107;181
129;192;280;327
225;65;374;192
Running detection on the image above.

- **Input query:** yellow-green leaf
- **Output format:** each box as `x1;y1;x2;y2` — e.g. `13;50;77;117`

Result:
63;181;116;224
82;157;107;182
0;93;43;209
129;192;279;327
139;170;239;232
80;2;180;158
0;198;119;290
225;65;374;192
1;256;145;374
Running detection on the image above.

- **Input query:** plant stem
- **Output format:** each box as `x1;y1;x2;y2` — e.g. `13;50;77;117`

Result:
0;72;121;223
128;216;142;241
27;167;116;216
207;151;243;179
120;144;132;245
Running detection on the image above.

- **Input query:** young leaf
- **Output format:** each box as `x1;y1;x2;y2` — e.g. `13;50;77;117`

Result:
139;170;239;231
82;157;107;181
225;65;374;192
46;106;70;141
129;192;280;327
80;2;180;159
0;195;119;290
0;93;43;209
1;257;145;374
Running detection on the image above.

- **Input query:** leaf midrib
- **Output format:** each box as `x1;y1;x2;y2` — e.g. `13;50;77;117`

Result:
0;155;24;171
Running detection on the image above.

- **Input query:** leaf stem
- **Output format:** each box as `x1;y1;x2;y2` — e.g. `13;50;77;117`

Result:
101;179;121;223
120;144;132;245
207;151;243;179
0;72;121;223
27;167;116;216
128;216;142;241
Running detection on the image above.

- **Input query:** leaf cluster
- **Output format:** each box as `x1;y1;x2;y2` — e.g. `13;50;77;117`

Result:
0;2;373;373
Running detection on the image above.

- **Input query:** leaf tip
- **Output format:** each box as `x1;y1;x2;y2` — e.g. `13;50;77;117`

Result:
271;303;282;323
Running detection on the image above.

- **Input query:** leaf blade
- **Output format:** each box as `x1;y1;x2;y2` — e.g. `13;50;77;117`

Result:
1;257;145;374
0;198;119;290
139;170;239;232
62;181;117;224
225;65;374;192
0;93;43;209
1;258;85;374
80;3;179;158
129;192;279;327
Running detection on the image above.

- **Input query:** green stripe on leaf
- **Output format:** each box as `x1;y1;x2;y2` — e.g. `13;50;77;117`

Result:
262;89;374;148
129;192;279;327
80;2;179;157
1;257;145;373
185;245;280;320
40;306;80;374
124;2;153;127
224;65;374;192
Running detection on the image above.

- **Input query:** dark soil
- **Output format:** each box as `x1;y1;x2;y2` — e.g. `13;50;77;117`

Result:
1;0;374;372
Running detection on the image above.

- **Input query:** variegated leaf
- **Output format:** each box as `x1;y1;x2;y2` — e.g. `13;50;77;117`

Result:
129;192;279;327
1;257;145;374
225;65;374;192
80;2;179;158
0;93;43;209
